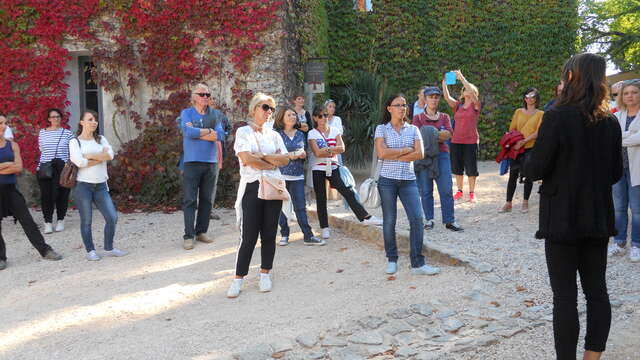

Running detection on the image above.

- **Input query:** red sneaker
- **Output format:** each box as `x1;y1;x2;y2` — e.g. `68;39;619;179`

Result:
453;190;463;201
468;192;477;203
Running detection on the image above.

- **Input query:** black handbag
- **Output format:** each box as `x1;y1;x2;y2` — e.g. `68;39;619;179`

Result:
37;129;64;180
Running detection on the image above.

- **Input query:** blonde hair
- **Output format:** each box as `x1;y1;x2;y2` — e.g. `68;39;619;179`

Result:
191;83;210;104
616;80;640;111
461;82;479;102
248;92;276;117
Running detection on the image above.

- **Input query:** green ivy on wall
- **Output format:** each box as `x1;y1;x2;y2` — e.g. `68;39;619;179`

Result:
324;0;579;159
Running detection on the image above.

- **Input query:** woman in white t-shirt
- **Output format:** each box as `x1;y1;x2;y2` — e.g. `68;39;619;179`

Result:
228;93;290;298
308;105;381;240
324;99;344;165
70;110;127;262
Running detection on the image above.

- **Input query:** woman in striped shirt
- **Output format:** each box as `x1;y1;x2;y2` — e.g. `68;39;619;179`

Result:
38;108;74;234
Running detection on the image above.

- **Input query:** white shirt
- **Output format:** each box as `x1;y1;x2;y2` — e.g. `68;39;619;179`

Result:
308;126;341;171
234;125;288;183
4;127;13;140
70;136;115;184
328;116;344;135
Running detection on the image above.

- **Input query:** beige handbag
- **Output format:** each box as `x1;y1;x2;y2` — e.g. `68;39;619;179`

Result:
253;131;290;201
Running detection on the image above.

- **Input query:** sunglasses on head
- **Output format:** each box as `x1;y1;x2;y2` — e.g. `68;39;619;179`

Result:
261;103;275;112
194;93;211;98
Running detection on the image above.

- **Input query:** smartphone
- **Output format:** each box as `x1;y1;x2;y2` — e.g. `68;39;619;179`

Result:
445;71;457;85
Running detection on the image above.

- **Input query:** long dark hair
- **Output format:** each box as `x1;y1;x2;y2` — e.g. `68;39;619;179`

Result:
522;87;540;109
556;53;609;123
381;94;406;124
273;106;297;131
77;110;101;142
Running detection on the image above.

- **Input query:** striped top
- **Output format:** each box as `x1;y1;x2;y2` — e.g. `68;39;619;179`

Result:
38;128;73;166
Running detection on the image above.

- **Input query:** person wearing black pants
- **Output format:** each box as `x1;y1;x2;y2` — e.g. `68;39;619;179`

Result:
312;168;369;228
38;159;70;229
545;238;611;358
524;53;622;360
0;114;62;270
228;93;290;298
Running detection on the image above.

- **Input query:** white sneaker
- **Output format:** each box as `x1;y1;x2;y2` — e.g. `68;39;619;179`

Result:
54;220;64;232
103;248;129;257
44;223;53;234
86;250;101;261
630;246;640;262
279;236;289;246
608;243;626;257
321;228;331;239
227;279;243;298
259;273;272;292
362;216;383;226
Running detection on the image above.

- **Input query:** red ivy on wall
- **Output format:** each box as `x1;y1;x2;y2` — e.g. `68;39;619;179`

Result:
0;0;281;172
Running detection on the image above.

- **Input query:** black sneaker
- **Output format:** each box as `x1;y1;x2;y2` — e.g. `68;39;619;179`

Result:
304;236;327;246
43;249;63;261
424;220;435;230
0;260;6;270
445;222;464;232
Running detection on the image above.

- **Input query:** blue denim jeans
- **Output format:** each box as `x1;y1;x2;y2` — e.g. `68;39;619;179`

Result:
613;167;640;247
73;181;118;252
279;179;314;240
416;152;455;224
377;176;425;268
182;162;218;239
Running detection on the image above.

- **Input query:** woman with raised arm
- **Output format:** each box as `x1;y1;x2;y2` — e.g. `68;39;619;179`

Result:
525;53;621;360
375;94;440;276
0;114;62;270
308;105;382;240
228;93;290;298
442;70;481;203
70;110;126;262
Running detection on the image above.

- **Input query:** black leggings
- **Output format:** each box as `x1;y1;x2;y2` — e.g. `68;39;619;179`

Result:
0;184;52;261
38;159;70;223
235;181;282;277
545;238;611;359
506;166;533;202
312;169;369;228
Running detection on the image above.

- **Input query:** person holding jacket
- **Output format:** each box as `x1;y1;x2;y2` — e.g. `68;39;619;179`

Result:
273;106;325;246
499;88;544;214
524;53;621;360
609;78;640;261
412;86;463;232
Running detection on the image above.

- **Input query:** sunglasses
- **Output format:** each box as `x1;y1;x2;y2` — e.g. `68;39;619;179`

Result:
525;93;537;98
612;93;618;97
194;93;211;98
49;115;62;119
315;114;329;118
261;104;275;112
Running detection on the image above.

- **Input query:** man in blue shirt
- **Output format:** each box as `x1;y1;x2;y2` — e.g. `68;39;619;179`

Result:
180;83;227;250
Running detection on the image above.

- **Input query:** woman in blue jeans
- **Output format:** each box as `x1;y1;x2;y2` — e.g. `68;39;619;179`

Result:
70;110;127;261
273;106;325;246
374;94;440;276
610;79;640;262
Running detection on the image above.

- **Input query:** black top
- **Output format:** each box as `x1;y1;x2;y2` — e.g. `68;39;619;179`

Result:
524;105;623;243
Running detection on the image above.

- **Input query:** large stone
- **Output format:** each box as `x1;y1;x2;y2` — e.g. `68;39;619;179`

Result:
234;343;273;360
328;346;365;360
296;333;319;348
381;320;414;336
471;319;489;329
413;353;443;360
435;309;457;319
357;316;386;330
337;320;361;336
497;327;525;338
347;331;384;345
270;340;293;354
307;349;327;359
395;346;418;358
362;344;393;356
322;336;348;347
388;308;413;319
475;335;500;347
405;314;433;328
470;261;494;273
395;331;424;346
409;303;433;317
423;328;446;339
442;318;465;333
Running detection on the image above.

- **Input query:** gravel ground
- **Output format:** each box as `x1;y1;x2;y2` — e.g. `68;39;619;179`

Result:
0;161;637;360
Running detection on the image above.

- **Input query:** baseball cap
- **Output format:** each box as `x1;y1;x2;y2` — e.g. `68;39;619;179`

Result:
423;87;442;96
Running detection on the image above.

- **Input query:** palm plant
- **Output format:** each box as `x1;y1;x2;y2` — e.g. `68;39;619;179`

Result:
331;71;396;169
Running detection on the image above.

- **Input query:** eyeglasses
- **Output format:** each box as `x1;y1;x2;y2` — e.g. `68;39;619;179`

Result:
389;104;408;108
194;93;211;98
261;104;275;112
611;93;619;97
48;115;62;119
